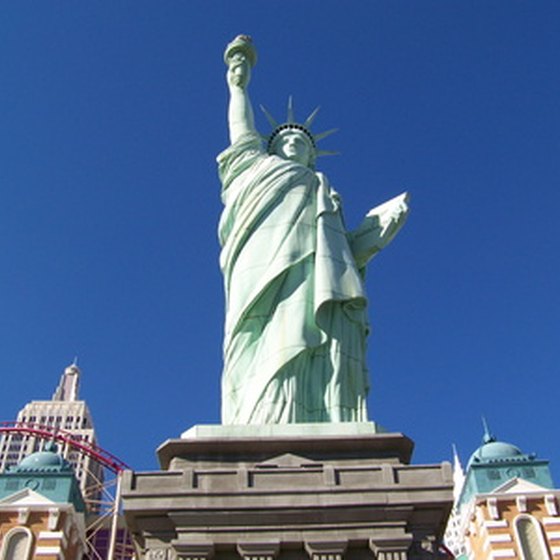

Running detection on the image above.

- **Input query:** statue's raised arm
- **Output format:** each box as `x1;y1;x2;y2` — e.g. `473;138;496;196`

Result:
224;35;258;144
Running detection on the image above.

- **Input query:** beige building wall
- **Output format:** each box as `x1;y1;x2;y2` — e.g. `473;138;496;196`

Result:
0;505;86;559
464;491;560;559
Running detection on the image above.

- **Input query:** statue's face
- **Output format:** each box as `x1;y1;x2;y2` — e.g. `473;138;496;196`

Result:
273;131;313;166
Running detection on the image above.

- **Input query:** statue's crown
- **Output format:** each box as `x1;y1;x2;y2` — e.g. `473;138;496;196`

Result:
261;97;338;162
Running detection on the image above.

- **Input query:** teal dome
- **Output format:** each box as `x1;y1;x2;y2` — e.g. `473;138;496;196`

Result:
457;422;553;508
466;421;534;468
469;440;523;464
12;443;73;473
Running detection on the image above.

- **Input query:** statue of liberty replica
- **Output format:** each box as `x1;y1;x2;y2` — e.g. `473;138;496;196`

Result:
219;36;409;425
122;38;453;558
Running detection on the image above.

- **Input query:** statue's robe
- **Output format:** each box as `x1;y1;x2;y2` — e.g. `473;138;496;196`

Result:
218;132;369;424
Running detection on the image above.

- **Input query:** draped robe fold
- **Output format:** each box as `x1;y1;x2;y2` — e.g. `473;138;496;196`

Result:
218;133;369;424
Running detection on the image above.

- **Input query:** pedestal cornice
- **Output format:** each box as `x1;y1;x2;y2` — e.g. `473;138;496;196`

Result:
122;425;452;560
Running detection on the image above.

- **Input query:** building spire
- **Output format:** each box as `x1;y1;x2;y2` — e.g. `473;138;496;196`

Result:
452;444;463;473
52;361;81;401
451;444;465;503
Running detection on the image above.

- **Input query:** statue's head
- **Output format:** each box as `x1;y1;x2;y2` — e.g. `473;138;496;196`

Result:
262;98;337;169
270;126;316;168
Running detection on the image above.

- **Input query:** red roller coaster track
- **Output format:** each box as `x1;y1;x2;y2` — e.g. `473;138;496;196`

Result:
0;421;130;473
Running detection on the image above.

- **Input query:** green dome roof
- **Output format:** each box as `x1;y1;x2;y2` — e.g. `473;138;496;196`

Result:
469;440;523;464
467;423;533;468
12;443;73;473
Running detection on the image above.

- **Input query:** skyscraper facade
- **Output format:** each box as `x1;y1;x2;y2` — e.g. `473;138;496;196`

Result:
0;363;104;507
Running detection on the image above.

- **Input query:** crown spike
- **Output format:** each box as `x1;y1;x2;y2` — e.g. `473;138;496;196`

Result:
316;150;339;157
304;106;321;129
260;105;279;129
287;96;295;123
314;128;338;142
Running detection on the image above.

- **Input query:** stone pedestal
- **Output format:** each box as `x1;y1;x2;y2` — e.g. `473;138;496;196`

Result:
121;424;453;560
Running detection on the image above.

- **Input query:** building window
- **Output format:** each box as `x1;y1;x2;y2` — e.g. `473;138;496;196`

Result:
514;515;551;560
522;467;536;478
0;526;33;560
5;480;19;491
487;469;501;480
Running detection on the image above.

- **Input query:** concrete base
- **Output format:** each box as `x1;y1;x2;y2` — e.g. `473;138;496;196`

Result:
122;424;453;560
180;421;388;440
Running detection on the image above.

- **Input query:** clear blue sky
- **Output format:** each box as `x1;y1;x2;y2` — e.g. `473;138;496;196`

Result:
1;2;558;477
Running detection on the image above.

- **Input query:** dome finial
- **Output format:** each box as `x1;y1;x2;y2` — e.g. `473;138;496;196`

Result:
482;415;495;444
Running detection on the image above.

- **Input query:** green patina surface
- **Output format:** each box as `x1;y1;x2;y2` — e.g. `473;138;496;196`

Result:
219;36;409;425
